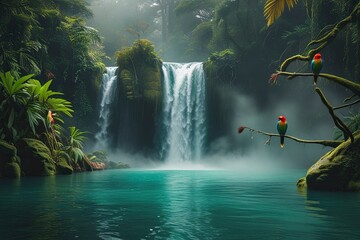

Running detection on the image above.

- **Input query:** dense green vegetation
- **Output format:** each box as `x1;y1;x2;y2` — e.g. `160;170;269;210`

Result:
0;0;105;130
1;0;360;184
0;71;90;177
0;0;107;177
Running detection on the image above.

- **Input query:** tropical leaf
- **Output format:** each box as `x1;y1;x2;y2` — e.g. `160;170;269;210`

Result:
68;126;88;149
0;71;33;96
264;0;298;27
26;102;45;134
47;98;74;117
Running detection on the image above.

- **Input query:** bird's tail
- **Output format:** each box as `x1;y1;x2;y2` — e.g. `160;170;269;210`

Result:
280;135;285;148
313;75;318;86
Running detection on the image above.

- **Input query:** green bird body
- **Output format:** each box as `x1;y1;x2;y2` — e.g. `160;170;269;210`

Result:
311;53;323;85
277;115;288;148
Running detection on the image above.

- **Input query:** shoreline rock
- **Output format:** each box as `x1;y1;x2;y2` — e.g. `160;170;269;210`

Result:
297;132;360;191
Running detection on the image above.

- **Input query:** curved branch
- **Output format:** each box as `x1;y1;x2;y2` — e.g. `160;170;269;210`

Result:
274;71;360;96
308;3;360;47
279;3;360;72
238;126;342;148
315;87;354;143
333;98;360;110
280;55;310;72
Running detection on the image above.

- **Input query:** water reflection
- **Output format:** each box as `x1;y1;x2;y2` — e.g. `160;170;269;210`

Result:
2;170;360;239
162;171;220;239
299;188;360;238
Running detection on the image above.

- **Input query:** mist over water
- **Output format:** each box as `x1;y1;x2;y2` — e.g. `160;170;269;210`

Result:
87;1;347;171
92;65;338;171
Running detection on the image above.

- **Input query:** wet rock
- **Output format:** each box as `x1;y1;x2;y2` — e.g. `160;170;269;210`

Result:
298;132;360;191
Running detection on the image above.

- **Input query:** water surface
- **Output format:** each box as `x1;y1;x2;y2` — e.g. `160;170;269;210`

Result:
1;169;360;239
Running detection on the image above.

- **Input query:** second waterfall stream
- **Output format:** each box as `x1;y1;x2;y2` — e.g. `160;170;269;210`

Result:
160;62;206;163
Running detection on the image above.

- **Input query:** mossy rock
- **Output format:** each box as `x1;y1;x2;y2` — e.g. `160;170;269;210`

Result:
0;140;19;178
0;140;17;157
143;66;161;101
20;138;56;176
83;157;93;171
120;69;136;99
88;151;108;163
4;162;21;178
116;39;162;102
107;161;130;169
298;132;360;191
56;157;73;175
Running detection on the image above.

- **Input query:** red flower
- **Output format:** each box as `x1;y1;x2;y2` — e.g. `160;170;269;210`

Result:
238;126;245;134
269;73;279;85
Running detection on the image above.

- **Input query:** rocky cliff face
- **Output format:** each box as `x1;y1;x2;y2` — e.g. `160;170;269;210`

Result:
298;132;360;191
110;40;162;155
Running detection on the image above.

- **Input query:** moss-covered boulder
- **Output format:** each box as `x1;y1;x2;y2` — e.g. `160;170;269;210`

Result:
297;132;360;191
108;161;130;169
87;151;130;169
0;140;21;178
111;39;162;153
4;161;21;178
56;157;73;175
20;138;56;176
116;39;162;102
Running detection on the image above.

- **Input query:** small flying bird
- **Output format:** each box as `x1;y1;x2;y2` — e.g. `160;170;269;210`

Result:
277;115;288;148
311;53;323;85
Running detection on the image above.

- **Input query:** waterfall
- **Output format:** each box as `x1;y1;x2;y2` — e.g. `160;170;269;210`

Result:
94;67;118;150
161;62;206;163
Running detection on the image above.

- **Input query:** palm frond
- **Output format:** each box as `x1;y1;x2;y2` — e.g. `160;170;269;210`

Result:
26;102;45;134
47;98;74;117
264;0;298;27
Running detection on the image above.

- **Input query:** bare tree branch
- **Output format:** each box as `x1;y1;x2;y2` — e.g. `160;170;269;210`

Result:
273;71;360;96
333;98;360;110
238;126;342;148
314;87;354;143
279;2;360;72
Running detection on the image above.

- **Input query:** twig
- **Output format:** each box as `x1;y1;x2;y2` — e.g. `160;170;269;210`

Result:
333;98;360;110
344;94;356;102
238;126;342;148
315;87;354;143
274;71;360;96
279;2;360;72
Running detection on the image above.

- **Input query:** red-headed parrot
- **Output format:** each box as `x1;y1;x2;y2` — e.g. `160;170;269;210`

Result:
277;115;287;148
311;53;323;85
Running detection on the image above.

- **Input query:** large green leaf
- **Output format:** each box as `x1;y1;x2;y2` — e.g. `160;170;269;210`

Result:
47;98;74;117
264;0;298;27
27;102;45;134
0;71;33;96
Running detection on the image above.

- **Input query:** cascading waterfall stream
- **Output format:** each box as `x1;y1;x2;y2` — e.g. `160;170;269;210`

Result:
161;62;206;163
94;67;118;150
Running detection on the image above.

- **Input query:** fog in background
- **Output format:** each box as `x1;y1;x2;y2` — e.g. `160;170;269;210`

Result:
86;0;355;170
88;0;162;65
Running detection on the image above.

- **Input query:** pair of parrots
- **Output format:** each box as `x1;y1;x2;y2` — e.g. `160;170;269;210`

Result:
277;53;323;147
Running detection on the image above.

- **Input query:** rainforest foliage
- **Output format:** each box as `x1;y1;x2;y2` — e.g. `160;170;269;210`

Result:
0;0;106;177
0;0;105;130
1;0;360;178
0;71;90;177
